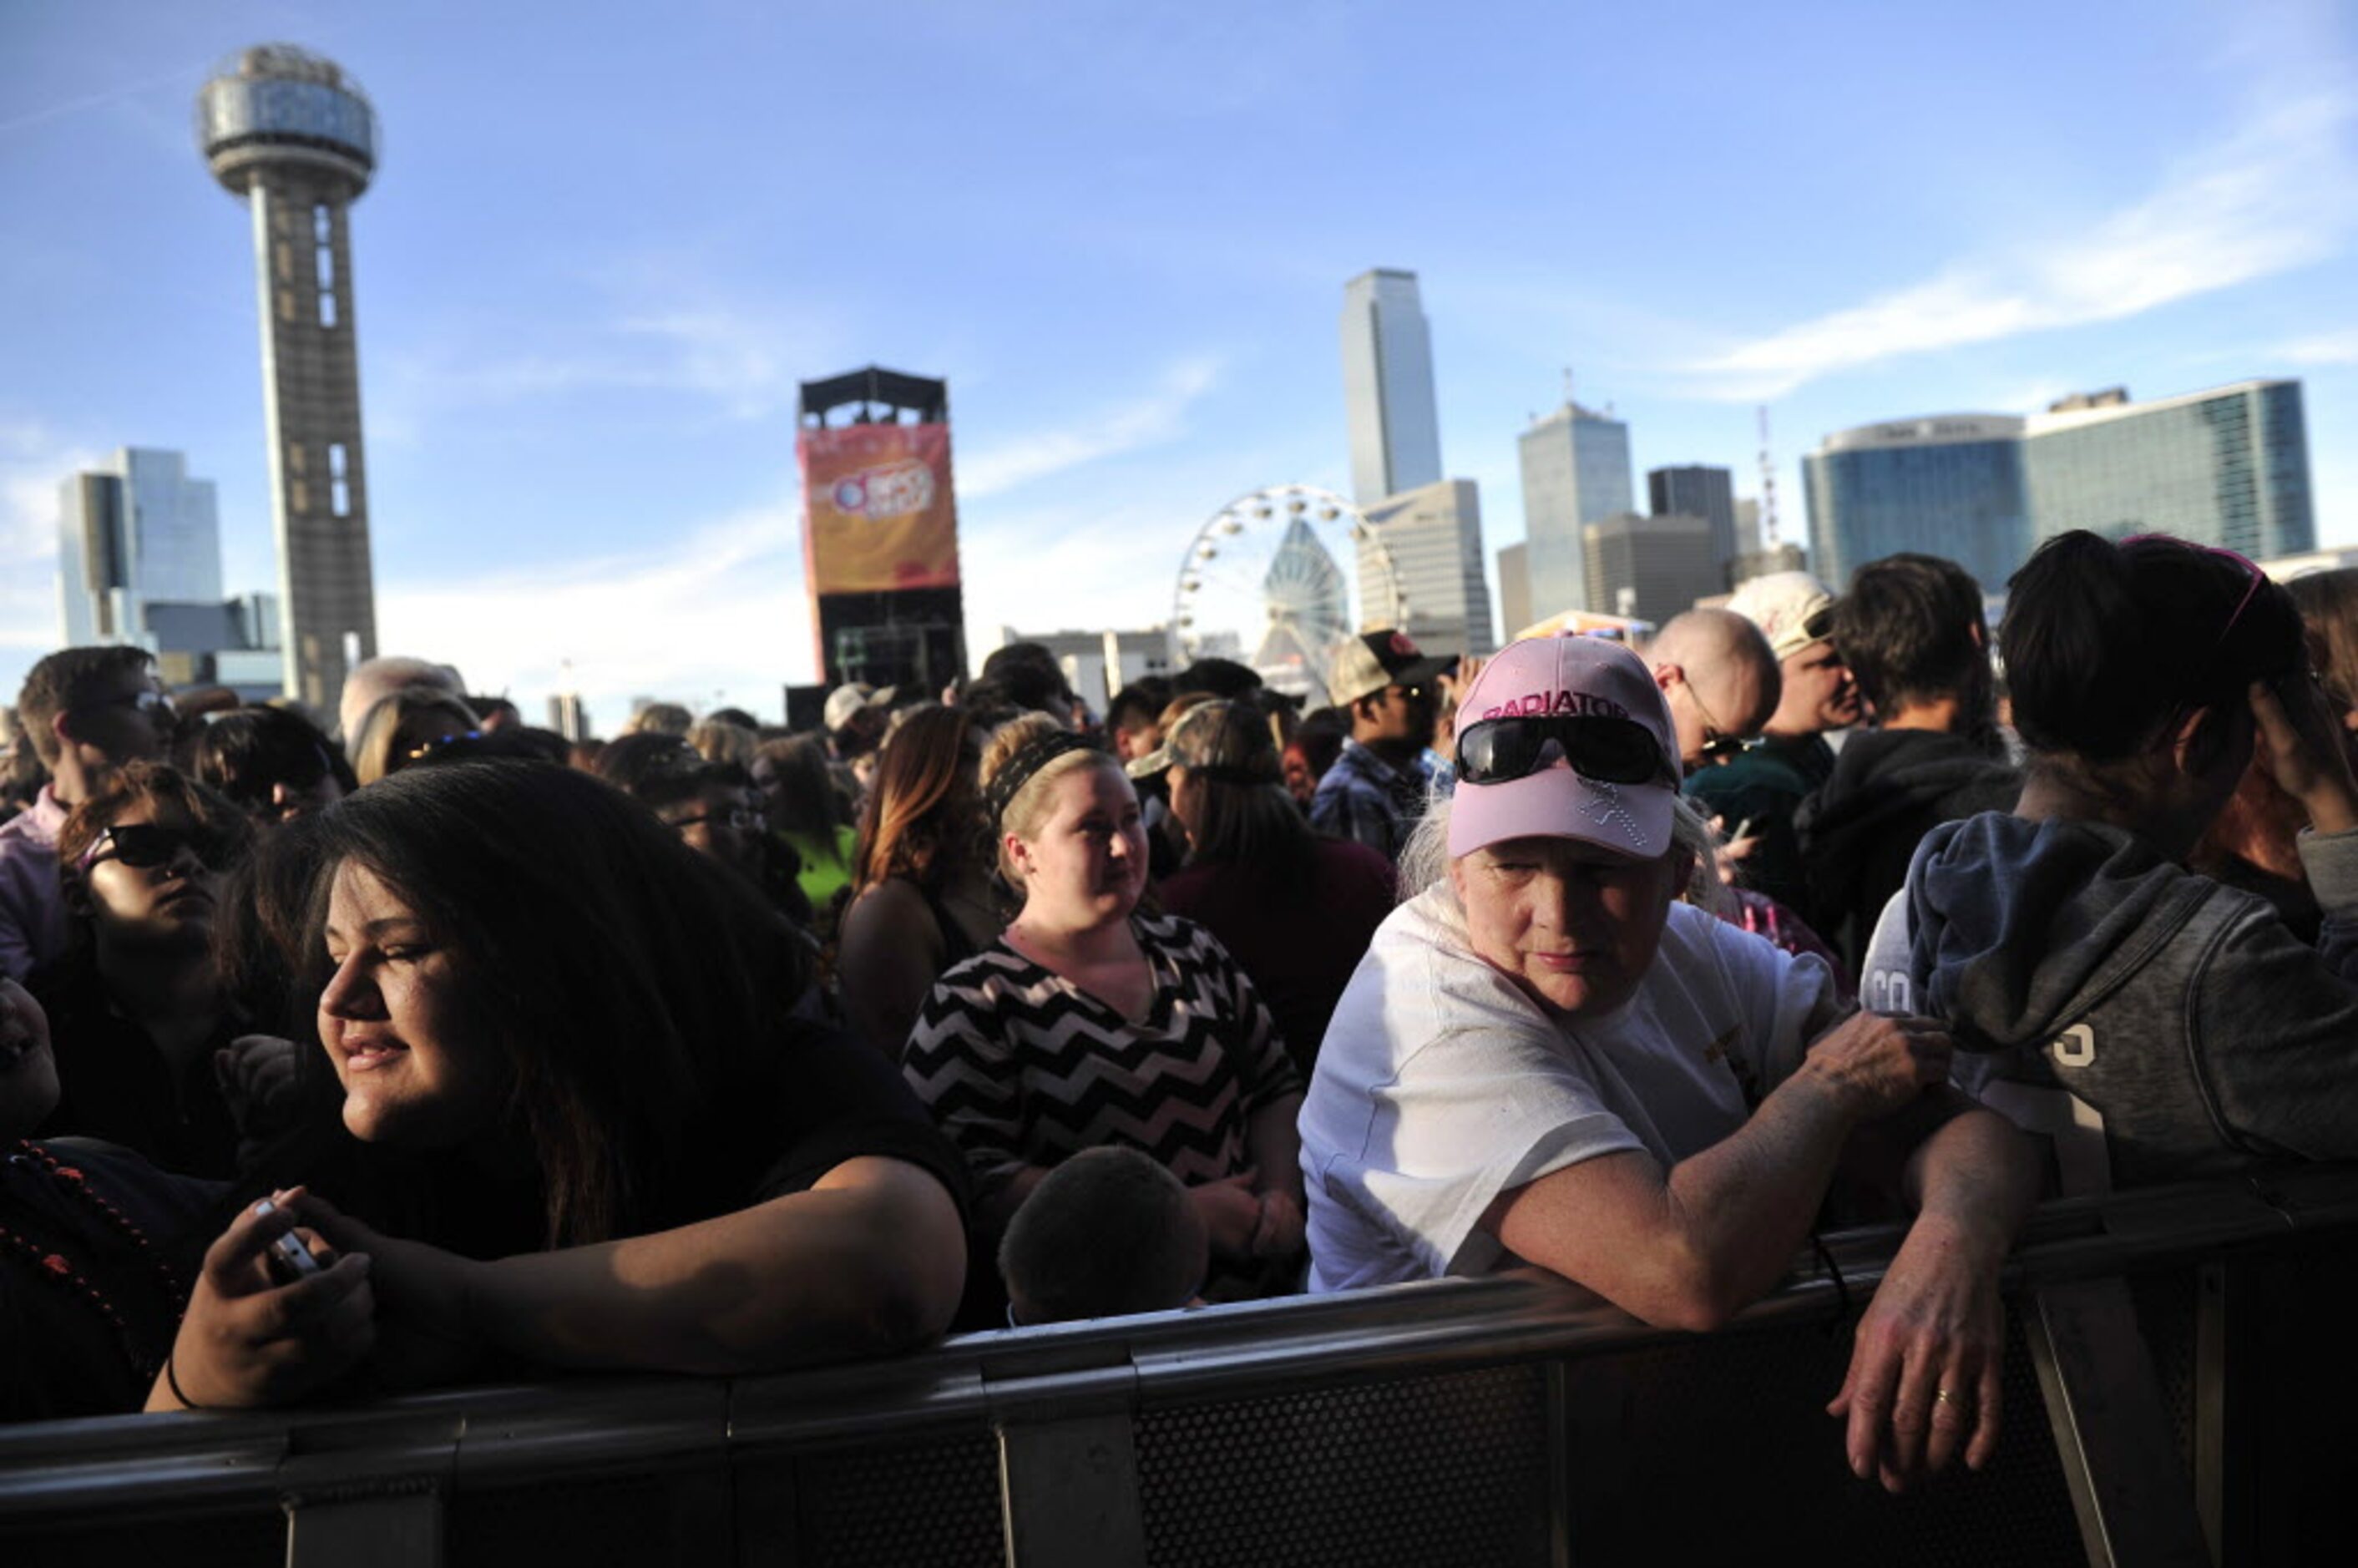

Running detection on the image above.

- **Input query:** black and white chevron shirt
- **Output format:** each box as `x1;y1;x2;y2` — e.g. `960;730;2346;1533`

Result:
902;913;1304;1206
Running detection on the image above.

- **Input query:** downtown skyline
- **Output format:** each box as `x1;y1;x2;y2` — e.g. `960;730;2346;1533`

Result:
3;0;2355;730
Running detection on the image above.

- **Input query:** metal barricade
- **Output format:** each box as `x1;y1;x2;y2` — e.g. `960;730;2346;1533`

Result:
6;1168;2358;1567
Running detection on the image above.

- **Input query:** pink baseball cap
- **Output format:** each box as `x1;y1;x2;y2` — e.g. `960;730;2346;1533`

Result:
1448;635;1680;860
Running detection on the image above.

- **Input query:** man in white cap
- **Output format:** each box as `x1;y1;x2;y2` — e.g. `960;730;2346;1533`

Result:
1308;630;1456;862
1297;633;2037;1493
822;681;896;804
1688;571;1860;914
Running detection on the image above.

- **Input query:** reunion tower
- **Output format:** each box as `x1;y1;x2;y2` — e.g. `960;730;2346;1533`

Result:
196;45;380;718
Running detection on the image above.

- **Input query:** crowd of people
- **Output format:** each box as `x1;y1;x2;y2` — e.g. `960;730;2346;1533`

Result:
3;529;2355;1498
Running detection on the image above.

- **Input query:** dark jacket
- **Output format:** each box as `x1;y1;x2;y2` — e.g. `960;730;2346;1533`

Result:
1686;732;1836;916
1794;728;2019;972
1863;814;2358;1193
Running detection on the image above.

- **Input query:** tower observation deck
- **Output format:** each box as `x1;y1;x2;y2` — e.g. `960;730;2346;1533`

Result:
197;44;380;719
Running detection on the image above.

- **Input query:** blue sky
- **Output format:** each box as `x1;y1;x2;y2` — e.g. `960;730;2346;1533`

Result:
3;0;2355;731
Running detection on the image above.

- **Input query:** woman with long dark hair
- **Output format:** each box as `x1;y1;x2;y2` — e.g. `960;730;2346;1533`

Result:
152;761;966;1409
836;706;1002;1058
187;706;355;827
2188;566;2358;939
1156;701;1394;1075
1865;531;2358;1192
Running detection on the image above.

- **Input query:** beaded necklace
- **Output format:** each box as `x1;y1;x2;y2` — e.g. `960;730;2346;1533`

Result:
0;1141;191;1380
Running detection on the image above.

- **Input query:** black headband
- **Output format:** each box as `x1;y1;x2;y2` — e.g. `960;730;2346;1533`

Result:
984;729;1100;833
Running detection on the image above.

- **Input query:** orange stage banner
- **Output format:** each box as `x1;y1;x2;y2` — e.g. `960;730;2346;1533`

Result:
798;422;962;594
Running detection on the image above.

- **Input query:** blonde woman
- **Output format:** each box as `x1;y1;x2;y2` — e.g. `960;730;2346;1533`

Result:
903;716;1306;1305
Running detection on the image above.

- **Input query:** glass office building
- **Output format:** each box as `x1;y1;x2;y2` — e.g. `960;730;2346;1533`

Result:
2022;382;2313;559
1647;464;1738;579
1803;416;2029;593
1357;478;1495;658
1339;270;1445;507
1520;402;1633;619
1804;381;2314;592
57;448;223;647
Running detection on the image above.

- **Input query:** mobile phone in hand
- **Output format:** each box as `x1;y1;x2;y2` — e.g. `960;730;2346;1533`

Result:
254;1198;324;1282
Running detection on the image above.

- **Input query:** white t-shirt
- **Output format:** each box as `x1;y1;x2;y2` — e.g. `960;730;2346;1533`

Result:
1299;888;1844;1292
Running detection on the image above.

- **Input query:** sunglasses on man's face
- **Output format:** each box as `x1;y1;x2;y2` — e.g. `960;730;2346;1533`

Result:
1455;715;1672;788
77;822;232;873
1696;734;1761;765
78;689;175;722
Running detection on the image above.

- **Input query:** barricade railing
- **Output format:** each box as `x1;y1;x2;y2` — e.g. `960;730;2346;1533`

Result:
6;1166;2358;1567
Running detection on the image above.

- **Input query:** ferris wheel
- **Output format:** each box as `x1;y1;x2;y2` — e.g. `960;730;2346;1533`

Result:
1167;484;1411;705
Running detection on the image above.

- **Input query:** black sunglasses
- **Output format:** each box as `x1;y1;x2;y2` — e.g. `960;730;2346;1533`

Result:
1455;715;1672;788
76;822;233;873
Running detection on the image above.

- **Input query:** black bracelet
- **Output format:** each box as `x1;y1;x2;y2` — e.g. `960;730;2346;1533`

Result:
164;1352;210;1412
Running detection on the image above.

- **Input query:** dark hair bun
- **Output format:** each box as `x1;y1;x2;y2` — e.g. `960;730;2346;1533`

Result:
2001;530;2301;760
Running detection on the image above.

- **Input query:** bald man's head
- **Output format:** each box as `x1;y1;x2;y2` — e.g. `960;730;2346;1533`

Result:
1642;609;1781;769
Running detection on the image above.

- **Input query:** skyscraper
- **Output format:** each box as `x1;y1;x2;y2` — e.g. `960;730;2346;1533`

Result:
1582;513;1718;629
198;45;381;719
1339;270;1445;505
1647;465;1738;579
1803;380;2314;591
1356;478;1495;658
1519;402;1632;620
56;446;282;695
1497;543;1531;640
57;448;221;647
2022;382;2313;559
1803;415;2031;591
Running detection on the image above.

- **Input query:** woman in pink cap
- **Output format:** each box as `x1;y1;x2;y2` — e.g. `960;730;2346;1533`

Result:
1296;633;2039;1494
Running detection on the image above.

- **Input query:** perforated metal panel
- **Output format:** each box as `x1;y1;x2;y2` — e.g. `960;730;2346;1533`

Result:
0;1511;285;1568
2233;1242;2358;1564
451;1471;726;1568
1567;1309;2082;1566
793;1433;1006;1568
1135;1363;1551;1568
2128;1266;2199;1469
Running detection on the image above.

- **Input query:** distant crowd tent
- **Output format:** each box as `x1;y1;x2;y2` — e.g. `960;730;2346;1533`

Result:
1513;608;1654;644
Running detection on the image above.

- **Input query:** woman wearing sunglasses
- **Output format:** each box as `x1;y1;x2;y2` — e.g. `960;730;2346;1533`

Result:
1298;634;2037;1493
189;706;355;827
32;762;254;1177
348;686;482;787
1864;531;2358;1194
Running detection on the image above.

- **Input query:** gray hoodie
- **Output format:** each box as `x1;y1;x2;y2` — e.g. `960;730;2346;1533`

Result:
1861;812;2358;1193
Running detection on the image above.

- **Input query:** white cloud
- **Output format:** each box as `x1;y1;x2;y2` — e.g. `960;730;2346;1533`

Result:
1691;53;2358;398
376;284;842;438
374;502;813;734
2279;328;2358;366
0;421;102;662
957;357;1224;498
